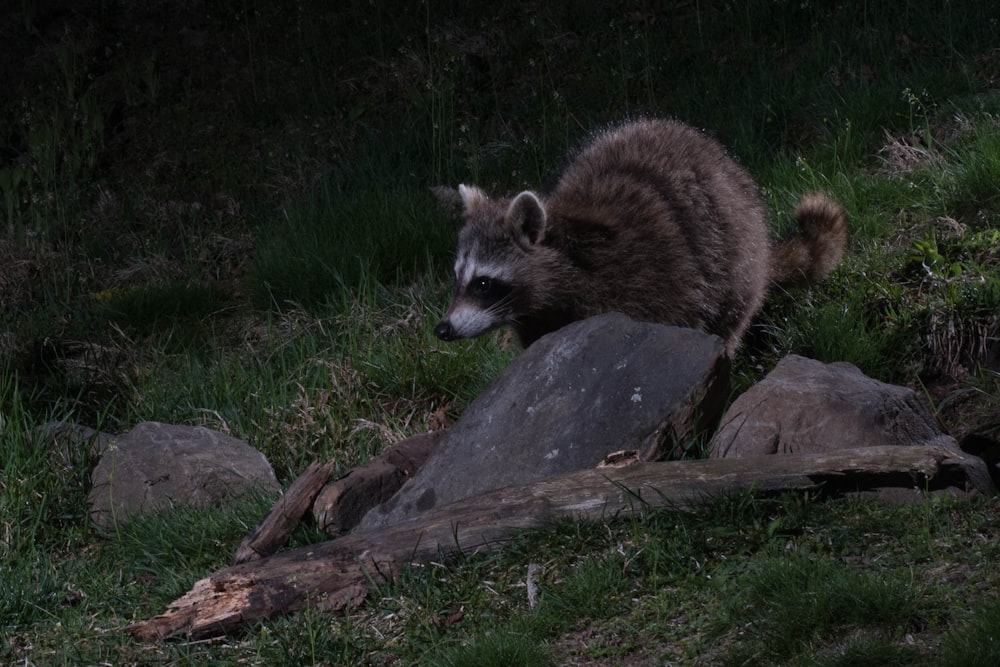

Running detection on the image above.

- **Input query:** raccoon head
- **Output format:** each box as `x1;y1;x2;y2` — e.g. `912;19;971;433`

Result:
434;185;547;342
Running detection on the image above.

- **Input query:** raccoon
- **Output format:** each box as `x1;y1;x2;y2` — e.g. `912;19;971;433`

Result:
433;118;847;355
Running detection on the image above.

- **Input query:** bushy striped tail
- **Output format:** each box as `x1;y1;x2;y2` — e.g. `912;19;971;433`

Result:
770;192;848;286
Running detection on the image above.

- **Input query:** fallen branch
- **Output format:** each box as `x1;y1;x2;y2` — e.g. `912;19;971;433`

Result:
232;460;338;564
312;431;441;535
127;443;979;640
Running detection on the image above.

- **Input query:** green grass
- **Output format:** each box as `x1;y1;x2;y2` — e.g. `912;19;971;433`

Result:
2;0;1000;664
3;394;1000;666
938;597;1000;667
251;179;452;310
720;549;930;664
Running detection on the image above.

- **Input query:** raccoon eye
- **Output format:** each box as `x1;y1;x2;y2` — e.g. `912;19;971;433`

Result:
471;277;493;296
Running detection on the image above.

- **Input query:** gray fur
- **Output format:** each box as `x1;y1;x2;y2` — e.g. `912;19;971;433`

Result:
434;119;847;355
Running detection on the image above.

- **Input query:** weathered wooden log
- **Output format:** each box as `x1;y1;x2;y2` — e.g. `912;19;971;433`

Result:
312;431;442;535
126;444;977;641
232;460;338;565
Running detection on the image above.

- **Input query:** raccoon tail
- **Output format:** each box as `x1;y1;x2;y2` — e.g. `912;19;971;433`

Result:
769;192;848;286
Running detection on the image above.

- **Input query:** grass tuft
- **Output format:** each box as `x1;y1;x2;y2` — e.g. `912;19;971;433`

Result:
721;548;930;664
937;598;1000;667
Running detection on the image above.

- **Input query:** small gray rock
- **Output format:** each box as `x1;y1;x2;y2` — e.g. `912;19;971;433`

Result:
710;355;941;458
709;355;995;495
88;421;280;528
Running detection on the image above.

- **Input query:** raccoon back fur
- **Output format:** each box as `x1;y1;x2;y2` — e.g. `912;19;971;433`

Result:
433;119;847;355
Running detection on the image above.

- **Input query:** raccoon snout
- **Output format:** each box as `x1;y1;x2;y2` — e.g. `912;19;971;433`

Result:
434;321;456;341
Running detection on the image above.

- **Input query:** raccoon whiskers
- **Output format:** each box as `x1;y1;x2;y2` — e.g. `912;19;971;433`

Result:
435;290;516;341
482;291;516;325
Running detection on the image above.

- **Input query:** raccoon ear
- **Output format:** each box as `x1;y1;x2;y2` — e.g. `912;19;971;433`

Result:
506;191;547;247
457;184;489;214
429;185;464;219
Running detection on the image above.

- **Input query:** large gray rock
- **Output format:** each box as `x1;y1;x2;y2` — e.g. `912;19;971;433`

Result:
359;313;729;530
88;421;280;528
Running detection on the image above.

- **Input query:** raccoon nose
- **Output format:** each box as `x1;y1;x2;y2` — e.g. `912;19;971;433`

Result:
434;321;455;341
